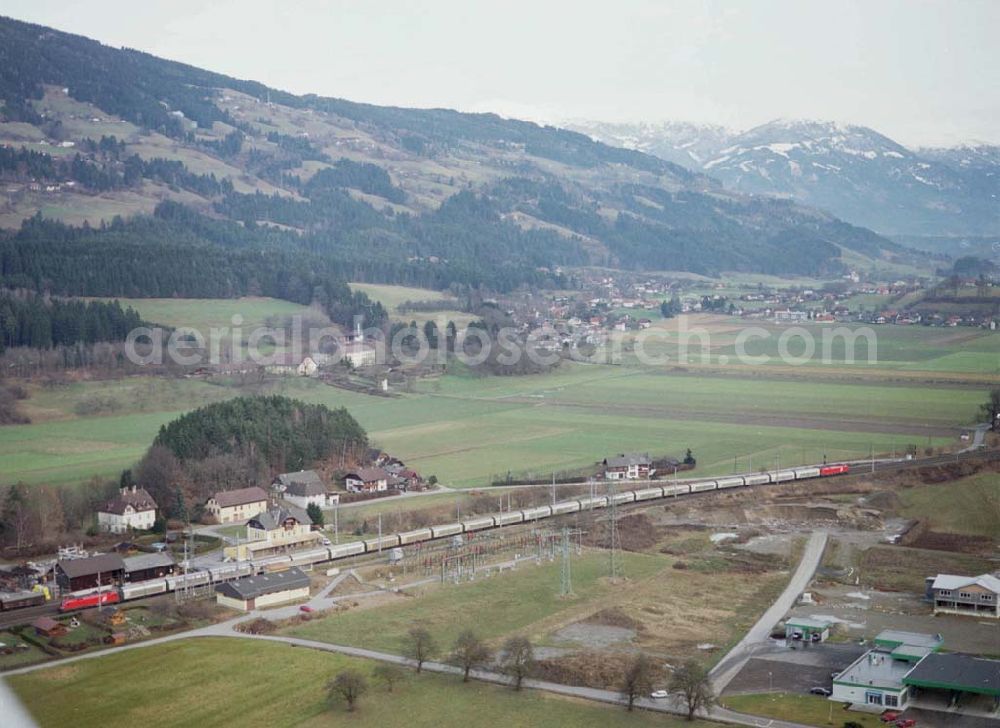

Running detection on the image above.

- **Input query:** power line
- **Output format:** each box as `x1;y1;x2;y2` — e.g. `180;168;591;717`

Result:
606;481;623;581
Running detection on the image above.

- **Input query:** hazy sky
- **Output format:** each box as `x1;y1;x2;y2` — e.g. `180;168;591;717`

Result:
4;0;997;146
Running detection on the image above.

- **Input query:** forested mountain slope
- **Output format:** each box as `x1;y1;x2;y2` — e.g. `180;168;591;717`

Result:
0;15;907;289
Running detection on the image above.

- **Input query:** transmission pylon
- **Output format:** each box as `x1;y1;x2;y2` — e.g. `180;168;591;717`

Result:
559;526;573;596
606;482;623;581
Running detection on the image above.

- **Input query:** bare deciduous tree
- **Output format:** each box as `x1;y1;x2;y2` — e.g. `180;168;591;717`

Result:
620;653;654;711
669;659;716;721
499;635;534;690
327;669;368;712
451;629;491;682
404;626;436;673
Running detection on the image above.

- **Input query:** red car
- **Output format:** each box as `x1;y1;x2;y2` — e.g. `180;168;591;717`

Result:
895;720;916;728
880;712;900;723
299;605;314;613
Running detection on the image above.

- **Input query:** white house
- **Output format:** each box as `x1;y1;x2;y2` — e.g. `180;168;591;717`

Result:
344;467;390;493
603;453;653;480
97;486;157;534
343;341;377;368
274;470;337;509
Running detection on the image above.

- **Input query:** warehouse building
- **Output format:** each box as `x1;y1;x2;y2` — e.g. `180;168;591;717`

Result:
902;652;1000;712
53;553;125;592
215;567;311;611
831;630;998;716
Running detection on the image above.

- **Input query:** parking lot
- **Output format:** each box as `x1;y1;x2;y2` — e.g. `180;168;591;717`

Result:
724;642;867;696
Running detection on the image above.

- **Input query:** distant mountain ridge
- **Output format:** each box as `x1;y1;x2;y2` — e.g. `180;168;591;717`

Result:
567;118;999;239
0;15;909;288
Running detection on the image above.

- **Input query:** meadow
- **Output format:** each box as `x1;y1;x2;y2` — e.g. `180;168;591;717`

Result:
0;285;994;488
287;544;790;667
895;471;1000;537
350;281;476;326
8;637;715;728
723;693;884;728
288;551;664;652
0;357;982;486
93;296;324;334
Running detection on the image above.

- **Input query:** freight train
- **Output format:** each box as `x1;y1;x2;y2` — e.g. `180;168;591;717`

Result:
41;462;849;612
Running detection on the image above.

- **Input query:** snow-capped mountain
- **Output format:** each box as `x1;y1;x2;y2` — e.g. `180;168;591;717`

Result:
567;119;999;238
563;120;731;169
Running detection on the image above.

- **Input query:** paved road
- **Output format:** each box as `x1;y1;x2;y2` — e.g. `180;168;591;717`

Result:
958;423;991;453
3;549;816;728
710;530;828;694
4;625;813;728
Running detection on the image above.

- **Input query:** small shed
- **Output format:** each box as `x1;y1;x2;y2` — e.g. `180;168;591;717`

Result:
33;616;67;638
785;617;832;643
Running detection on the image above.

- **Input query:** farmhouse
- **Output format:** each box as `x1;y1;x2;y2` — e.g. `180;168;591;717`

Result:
97;485;157;534
215;567;311;611
927;573;999;619
274;470;336;509
603;453;653;480
344;466;390;493
205;486;269;524
54;553;125;592
122;552;176;582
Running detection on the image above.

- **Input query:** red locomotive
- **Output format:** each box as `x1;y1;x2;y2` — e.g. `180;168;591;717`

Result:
819;464;850;476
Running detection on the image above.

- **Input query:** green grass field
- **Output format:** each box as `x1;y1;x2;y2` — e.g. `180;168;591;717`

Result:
0;288;994;488
287;551;665;652
723;693;884;728
91;296;323;333
8;638;714;728
350;282;475;325
0;357;980;486
896;472;1000;536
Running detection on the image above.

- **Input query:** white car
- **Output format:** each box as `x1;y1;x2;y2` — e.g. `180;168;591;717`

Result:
650;690;669;699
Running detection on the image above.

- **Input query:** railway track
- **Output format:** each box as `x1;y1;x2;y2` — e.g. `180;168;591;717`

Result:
2;448;994;628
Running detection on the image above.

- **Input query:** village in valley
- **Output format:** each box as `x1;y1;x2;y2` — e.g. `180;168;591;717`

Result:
0;7;999;728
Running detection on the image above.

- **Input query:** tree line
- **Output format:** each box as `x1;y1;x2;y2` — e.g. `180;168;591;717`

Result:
326;625;714;720
0;294;149;352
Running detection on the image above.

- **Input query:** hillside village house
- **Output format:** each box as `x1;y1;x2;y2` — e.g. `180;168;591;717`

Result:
273;470;337;509
927;573;999;619
344;467;390;493
205;486;269;524
97;486;157;534
224;505;320;561
342;341;377;368
603;453;653;480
